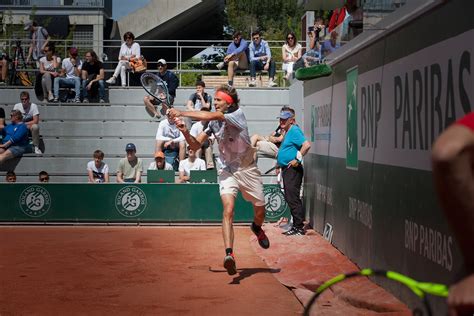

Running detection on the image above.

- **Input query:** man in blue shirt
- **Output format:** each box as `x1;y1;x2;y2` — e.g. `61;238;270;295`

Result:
248;30;277;87
0;110;30;165
217;31;249;87
276;109;311;235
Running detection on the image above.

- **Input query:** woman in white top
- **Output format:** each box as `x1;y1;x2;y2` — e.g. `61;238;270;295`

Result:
178;146;206;183
281;32;302;80
106;31;141;87
39;43;61;101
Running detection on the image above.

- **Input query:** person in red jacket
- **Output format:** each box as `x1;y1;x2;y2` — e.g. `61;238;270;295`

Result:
432;112;474;315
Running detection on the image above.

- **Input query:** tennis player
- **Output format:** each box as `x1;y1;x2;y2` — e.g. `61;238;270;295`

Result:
168;85;270;275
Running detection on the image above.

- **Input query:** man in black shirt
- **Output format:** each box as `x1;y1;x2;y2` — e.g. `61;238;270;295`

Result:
81;50;106;103
144;58;179;120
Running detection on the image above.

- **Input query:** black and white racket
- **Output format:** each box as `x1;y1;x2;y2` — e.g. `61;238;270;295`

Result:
140;72;172;115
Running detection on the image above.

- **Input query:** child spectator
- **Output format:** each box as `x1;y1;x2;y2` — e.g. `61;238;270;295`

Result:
13;91;42;154
38;170;49;183
116;143;143;183
186;80;212;111
6;171;16;183
87;149;109;183
178;146;206;183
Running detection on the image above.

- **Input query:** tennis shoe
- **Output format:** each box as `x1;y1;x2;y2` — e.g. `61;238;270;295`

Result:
251;224;270;249
248;79;257;87
223;254;237;275
283;227;305;236
106;77;116;84
216;62;225;70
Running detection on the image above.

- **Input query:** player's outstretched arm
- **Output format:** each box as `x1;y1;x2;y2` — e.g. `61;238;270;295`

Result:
169;108;224;122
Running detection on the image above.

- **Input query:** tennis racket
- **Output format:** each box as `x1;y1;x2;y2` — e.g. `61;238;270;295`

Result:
303;269;449;316
140;72;172;116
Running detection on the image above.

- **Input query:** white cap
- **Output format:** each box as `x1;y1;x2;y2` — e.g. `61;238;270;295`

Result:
157;58;167;65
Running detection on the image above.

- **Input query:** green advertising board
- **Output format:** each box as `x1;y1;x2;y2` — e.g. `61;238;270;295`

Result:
346;66;358;170
0;184;289;223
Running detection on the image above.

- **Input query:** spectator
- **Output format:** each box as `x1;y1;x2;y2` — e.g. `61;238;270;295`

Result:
320;31;341;59
251;106;292;159
276;109;311;235
53;47;82;103
248;30;277;87
38;43;61;102
281;32;302;80
0;51;7;85
217;31;249;87
168;84;270;276
38;170;49;183
299;17;325;69
148;150;173;170
190;108;215;169
13;91;42;154
106;32;140;87
178;146;206;183
82;50;106;103
6;171;16;183
0;110;30;164
87;149;109;183
186;80;212;111
24;20;50;67
117;143;143;183
432;113;474;315
143;58;179;120
155;116;186;164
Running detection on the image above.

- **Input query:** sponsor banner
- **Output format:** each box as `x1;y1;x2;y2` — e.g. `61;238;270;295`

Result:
305;29;473;170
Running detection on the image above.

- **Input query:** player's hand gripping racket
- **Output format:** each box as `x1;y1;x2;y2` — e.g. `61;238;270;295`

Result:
140;72;172;116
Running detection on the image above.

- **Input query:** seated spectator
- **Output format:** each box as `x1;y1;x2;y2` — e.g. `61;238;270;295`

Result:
281;32;302;80
116;143;143;183
13;91;42;154
217;31;249;87
106;31;140;87
248;30;277;87
251;106;292;159
148;150;174;170
87;149;109;183
178;146;206;183
6;171;16;183
38;170;49;183
144;58;179;120
82;50;106;103
320;31;340;59
186;80;212;111
0;110;30;165
38;43;61;102
190;108;214;169
155;116;186;164
0;52;8;85
53;47;82;103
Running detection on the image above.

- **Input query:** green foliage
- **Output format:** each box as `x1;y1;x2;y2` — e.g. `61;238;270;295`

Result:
226;0;304;41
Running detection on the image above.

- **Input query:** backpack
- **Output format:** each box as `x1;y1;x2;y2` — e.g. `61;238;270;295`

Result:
17;71;32;86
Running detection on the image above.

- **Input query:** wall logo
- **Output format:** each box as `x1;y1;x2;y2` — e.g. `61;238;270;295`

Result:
115;186;147;217
264;186;289;220
346;66;359;170
19;185;51;217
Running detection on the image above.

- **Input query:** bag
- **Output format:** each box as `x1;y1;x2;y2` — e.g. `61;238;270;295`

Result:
17;71;32;86
130;56;147;73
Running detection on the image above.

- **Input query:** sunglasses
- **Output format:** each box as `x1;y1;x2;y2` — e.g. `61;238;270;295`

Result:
252;37;260;40
287;36;294;40
158;64;165;67
40;177;49;182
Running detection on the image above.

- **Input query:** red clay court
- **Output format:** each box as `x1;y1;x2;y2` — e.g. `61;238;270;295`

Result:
0;225;410;315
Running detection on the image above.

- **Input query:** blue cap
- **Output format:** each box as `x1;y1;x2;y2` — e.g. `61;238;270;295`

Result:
125;143;136;151
279;111;293;119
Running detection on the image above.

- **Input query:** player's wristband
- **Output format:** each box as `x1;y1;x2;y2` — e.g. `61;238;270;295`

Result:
456;113;474;132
